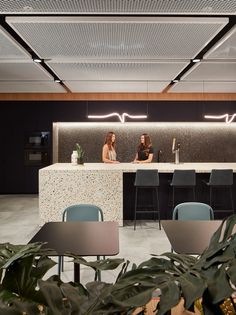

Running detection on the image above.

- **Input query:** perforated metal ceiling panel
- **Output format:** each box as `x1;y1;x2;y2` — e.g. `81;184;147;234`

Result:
204;25;236;59
6;17;228;60
47;61;188;81
64;81;168;93
169;81;236;93
0;81;66;93
182;61;236;81
0;60;53;80
1;0;236;15
0;26;30;59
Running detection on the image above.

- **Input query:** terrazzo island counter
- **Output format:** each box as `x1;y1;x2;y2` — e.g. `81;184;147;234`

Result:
39;163;236;225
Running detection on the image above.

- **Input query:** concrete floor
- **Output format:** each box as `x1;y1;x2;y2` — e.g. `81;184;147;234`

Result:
0;195;171;285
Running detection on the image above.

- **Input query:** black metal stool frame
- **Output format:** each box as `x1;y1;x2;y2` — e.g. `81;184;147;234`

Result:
134;169;161;230
206;169;234;214
170;169;196;209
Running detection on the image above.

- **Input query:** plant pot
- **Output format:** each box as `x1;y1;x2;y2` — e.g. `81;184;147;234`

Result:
77;157;84;165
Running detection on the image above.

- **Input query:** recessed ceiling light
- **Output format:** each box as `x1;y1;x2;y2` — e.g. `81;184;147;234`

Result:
173;79;179;83
54;79;61;83
192;58;201;63
33;58;42;63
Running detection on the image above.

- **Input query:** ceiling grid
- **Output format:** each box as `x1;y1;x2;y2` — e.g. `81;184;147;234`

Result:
0;1;235;94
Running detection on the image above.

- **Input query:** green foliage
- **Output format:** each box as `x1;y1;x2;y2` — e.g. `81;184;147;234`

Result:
75;143;85;159
0;215;236;314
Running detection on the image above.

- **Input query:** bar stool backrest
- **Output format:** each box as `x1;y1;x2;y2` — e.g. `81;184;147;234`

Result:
63;204;104;222
209;169;233;186
172;202;214;220
134;169;159;187
171;169;196;186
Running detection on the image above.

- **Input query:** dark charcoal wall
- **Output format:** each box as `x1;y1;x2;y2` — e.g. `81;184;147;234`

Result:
57;122;236;163
0;100;236;193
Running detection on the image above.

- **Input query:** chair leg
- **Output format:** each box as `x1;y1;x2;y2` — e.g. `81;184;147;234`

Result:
230;187;234;213
210;187;213;207
193;187;196;201
61;255;64;272
95;270;101;281
58;256;62;276
134;187;138;230
156;187;161;230
95;255;101;281
152;188;156;221
172;187;175;209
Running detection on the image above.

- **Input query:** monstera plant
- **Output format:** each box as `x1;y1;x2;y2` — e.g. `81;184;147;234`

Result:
0;215;236;315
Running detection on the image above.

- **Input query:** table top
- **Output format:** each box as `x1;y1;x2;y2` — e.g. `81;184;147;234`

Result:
29;221;119;256
40;162;236;173
161;220;222;255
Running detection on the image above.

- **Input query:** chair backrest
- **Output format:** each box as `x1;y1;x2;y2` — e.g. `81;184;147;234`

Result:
134;169;159;187
171;169;196;186
62;204;104;222
209;169;233;186
172;202;214;220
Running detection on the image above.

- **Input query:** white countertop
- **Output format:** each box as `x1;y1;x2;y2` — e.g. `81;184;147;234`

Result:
40;162;236;173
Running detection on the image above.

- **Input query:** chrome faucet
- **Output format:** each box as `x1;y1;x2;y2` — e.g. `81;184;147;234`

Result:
174;144;180;164
172;138;180;164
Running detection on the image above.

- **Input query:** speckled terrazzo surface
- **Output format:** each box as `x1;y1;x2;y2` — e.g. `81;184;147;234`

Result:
39;162;236;225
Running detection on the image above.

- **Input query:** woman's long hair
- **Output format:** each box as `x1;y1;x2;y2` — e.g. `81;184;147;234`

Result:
138;133;152;151
104;131;116;150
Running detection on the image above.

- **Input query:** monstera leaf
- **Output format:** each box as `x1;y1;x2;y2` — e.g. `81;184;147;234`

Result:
0;215;235;315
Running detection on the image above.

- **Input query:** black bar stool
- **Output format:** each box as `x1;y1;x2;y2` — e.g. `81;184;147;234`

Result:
170;169;196;209
134;169;161;230
204;169;234;214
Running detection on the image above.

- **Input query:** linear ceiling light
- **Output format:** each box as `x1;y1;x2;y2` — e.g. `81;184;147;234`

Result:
88;112;147;123
204;114;236;124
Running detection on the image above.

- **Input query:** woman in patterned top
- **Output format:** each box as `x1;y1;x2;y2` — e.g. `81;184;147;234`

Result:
102;131;120;164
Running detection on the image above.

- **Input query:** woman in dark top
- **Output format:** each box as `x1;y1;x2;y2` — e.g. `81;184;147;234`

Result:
133;133;154;163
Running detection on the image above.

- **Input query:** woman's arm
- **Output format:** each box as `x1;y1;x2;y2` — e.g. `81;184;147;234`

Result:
133;153;138;163
138;153;153;163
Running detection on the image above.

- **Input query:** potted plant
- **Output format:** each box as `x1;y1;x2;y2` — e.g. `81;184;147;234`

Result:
0;215;236;315
75;143;85;164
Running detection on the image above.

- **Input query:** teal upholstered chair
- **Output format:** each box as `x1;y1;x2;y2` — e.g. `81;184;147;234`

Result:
62;204;104;222
171;202;214;252
59;204;104;280
172;202;214;221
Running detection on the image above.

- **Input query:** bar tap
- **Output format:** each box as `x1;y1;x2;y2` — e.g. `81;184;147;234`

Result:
172;138;180;164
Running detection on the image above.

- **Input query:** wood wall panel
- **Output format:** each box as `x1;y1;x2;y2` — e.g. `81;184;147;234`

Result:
0;93;236;101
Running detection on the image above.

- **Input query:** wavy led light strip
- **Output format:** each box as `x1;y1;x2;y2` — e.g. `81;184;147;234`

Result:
88;112;147;123
204;114;236;124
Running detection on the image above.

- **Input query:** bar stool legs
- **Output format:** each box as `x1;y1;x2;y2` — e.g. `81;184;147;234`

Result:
209;186;234;214
134;170;160;230
230;187;234;212
134;186;161;230
206;169;234;215
170;170;196;209
172;186;196;209
134;187;138;230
